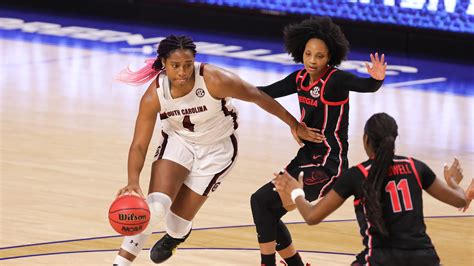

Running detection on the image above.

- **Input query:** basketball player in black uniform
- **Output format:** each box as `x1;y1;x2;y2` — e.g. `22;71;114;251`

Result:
274;112;469;266
250;17;387;266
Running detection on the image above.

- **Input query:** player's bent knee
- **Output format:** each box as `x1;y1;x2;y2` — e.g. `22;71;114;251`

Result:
250;191;261;212
276;221;292;251
143;192;172;234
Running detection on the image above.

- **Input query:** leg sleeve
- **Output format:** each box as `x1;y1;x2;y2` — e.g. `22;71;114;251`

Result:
250;182;288;243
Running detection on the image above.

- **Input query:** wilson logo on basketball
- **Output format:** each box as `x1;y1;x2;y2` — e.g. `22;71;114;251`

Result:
118;213;148;221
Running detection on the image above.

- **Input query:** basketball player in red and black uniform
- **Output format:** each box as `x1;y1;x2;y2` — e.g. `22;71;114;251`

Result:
274;112;469;266
250;17;387;266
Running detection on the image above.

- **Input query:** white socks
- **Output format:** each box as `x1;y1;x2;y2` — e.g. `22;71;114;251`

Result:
113;255;131;266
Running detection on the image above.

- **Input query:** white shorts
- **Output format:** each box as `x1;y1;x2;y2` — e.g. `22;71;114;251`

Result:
154;132;238;196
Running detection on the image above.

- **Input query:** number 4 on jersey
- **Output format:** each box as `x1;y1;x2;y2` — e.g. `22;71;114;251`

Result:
385;179;413;213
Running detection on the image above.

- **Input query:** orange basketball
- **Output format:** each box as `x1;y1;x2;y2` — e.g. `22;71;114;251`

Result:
108;195;150;236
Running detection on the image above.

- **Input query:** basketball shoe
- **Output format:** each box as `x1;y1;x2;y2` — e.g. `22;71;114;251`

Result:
279;260;311;266
150;230;191;263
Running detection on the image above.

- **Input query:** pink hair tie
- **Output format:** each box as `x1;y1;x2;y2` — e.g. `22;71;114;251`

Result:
116;58;159;86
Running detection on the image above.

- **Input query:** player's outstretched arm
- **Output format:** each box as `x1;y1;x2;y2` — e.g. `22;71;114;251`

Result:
204;65;325;145
425;158;467;208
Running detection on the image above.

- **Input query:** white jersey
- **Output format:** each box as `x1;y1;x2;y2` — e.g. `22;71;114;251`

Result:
156;62;238;145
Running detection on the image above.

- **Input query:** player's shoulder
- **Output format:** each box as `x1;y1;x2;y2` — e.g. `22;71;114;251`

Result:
395;155;425;167
408;156;431;171
340;162;369;179
202;63;235;84
330;68;355;79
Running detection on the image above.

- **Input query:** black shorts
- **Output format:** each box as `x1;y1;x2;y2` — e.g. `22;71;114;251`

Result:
286;160;334;202
285;146;348;201
352;247;440;266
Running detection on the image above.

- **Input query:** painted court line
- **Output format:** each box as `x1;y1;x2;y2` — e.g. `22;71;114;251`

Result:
385;77;447;88
0;215;472;261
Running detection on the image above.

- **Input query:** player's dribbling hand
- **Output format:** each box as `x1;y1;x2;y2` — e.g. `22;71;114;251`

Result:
365;52;387;81
116;183;145;199
292;122;325;147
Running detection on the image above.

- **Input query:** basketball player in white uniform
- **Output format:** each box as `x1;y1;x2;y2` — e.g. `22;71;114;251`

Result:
112;35;325;265
155;61;238;197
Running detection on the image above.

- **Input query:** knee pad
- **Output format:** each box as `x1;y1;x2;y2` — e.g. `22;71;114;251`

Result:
275;220;292;251
251;183;288;243
142;192;172;234
250;182;274;221
251;183;288;223
165;211;192;239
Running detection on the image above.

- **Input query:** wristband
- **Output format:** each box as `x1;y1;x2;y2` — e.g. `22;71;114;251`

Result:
290;188;305;203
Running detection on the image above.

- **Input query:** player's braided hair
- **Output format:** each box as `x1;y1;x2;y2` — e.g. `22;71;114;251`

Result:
152;35;197;70
362;113;398;237
283;16;349;66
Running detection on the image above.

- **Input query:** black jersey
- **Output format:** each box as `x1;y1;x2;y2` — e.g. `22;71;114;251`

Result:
260;68;382;176
333;155;437;253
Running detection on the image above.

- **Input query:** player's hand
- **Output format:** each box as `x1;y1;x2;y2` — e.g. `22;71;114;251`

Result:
444;158;463;188
466;178;474;200
365;52;387;81
291;122;325;146
273;171;304;195
116;183;145;198
461;178;474;212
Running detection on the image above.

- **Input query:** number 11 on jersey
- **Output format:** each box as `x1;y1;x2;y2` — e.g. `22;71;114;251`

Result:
385;179;414;213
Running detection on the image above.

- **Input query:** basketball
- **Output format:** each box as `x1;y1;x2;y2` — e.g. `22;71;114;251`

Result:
108;194;150;236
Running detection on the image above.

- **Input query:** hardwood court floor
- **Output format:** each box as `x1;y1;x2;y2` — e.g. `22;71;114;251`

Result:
1;38;473;265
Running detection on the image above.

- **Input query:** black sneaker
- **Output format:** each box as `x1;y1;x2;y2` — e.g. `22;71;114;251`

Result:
149;230;191;264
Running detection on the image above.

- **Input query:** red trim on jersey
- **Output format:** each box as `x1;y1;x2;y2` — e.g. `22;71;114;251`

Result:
295;69;304;84
319;104;345;198
320;69;349;106
321;105;331;166
199;63;206;76
354;198;361;206
298;67;331;92
393;158;411;163
299;163;320;168
408;158;422;189
362;204;374;265
300;107;306;123
203;134;238;196
221;99;238;129
333;104;345;175
357;163;369;178
156;131;169;160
